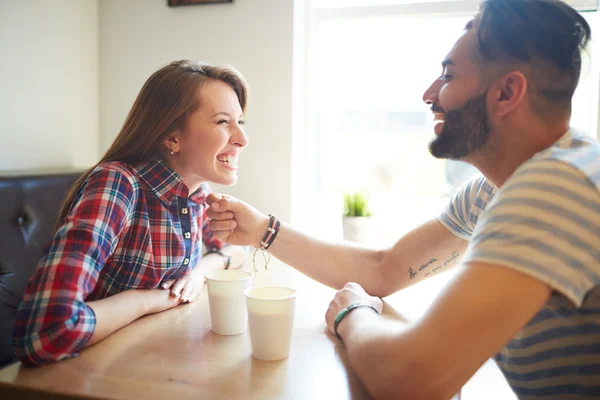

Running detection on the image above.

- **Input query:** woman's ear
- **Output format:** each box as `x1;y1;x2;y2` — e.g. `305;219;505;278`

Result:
163;131;181;154
493;71;528;117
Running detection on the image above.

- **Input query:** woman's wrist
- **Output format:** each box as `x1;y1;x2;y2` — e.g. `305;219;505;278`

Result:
204;249;231;270
137;289;156;316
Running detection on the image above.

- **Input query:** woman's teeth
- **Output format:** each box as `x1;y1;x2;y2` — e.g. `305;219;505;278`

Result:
217;155;238;167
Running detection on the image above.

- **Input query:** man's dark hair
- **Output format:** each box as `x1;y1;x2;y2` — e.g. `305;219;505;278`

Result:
472;0;591;108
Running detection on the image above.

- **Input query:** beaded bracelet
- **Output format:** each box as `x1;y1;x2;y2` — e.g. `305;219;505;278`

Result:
333;303;380;343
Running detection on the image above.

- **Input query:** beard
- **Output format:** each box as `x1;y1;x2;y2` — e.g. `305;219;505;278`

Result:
428;91;491;160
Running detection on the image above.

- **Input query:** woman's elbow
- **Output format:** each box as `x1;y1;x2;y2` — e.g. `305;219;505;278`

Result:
12;306;95;366
12;330;82;366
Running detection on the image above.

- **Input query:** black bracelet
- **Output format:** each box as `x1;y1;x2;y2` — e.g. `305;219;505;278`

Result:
259;214;280;250
333;303;380;343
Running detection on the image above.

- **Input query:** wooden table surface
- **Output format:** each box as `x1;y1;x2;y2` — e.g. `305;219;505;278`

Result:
0;262;515;400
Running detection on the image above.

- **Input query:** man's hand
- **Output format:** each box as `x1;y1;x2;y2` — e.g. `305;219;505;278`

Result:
161;269;205;303
206;193;270;247
325;282;384;336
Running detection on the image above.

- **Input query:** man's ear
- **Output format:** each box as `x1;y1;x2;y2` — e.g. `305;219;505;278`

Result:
163;131;181;154
492;71;528;117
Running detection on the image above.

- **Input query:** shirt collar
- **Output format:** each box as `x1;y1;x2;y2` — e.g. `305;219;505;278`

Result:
189;185;208;205
532;128;574;160
134;159;208;207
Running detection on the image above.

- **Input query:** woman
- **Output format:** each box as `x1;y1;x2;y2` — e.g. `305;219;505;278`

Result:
12;60;249;366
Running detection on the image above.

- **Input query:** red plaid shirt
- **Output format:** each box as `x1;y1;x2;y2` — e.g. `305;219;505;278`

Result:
12;159;226;366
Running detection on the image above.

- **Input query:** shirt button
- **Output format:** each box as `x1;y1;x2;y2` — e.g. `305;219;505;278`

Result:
184;232;191;239
181;208;188;215
184;258;190;265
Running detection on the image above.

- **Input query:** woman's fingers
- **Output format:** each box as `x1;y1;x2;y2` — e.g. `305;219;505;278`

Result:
189;285;202;303
170;278;186;297
180;281;195;302
161;280;175;290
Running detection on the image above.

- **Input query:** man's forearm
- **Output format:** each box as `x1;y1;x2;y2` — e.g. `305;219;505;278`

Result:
267;219;466;297
267;223;386;293
338;311;458;400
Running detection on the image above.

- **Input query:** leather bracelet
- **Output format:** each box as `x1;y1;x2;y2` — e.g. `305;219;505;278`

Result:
259;214;280;250
333;303;380;343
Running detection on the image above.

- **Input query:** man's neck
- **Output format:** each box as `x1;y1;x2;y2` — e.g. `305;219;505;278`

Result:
468;121;569;188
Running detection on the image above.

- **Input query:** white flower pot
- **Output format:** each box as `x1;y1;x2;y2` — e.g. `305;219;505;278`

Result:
342;216;373;244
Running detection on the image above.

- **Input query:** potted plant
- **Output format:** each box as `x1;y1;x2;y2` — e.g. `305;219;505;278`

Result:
342;191;373;244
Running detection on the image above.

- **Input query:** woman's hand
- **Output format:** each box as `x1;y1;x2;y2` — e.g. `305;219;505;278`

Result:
206;193;270;247
161;270;205;303
142;288;184;315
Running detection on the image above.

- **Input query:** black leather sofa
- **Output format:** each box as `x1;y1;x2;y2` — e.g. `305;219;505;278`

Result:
0;170;82;367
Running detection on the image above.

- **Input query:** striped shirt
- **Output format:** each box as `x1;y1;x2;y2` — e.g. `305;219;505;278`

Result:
12;159;226;366
439;130;600;399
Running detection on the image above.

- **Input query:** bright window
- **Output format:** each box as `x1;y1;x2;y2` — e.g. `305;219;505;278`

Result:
291;2;598;395
295;1;599;245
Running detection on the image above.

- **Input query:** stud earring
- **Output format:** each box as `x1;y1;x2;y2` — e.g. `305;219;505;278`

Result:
170;150;175;155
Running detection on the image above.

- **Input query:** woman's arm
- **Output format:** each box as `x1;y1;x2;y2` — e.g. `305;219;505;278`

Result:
86;288;182;346
12;167;138;365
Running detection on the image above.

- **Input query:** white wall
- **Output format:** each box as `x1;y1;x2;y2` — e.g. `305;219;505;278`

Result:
99;0;294;221
0;0;99;171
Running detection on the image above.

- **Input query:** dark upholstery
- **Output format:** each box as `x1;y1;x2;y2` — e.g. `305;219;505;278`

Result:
0;170;82;367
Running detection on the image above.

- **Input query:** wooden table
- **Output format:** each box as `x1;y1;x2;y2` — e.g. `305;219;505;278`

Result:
0;262;513;400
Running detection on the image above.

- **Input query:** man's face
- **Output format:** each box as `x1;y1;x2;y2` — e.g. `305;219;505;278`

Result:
423;26;492;160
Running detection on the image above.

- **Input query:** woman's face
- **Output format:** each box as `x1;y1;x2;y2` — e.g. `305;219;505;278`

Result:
167;79;248;191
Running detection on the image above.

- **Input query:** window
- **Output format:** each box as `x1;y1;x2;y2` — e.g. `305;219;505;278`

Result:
291;2;598;395
293;0;599;245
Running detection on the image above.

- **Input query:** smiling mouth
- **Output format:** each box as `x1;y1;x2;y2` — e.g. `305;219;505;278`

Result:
432;112;446;136
217;154;238;168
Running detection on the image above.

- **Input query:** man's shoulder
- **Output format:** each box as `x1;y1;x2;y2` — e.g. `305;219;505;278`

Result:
514;132;600;192
453;173;498;207
535;131;600;169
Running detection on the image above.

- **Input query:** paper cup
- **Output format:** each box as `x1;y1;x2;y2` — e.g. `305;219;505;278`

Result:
205;270;253;335
244;286;296;361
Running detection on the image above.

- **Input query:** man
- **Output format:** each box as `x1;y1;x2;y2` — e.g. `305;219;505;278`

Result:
207;0;600;398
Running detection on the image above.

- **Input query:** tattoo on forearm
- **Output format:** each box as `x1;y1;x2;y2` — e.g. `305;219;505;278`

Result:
444;251;460;266
409;268;417;279
419;258;437;271
408;252;461;280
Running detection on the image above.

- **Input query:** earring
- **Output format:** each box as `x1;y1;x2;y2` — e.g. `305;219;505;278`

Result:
170;150;175;155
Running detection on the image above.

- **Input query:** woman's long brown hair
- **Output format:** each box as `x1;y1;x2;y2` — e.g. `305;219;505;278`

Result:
55;60;248;231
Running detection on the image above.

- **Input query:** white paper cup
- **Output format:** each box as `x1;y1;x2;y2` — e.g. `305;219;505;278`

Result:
205;270;253;335
244;286;296;361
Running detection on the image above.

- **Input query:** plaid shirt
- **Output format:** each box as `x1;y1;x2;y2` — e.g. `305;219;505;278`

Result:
12;159;226;366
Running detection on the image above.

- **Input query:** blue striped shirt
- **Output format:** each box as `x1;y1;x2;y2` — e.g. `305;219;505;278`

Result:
438;130;600;398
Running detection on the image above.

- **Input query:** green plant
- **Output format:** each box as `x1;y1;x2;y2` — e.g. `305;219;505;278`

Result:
343;191;372;217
